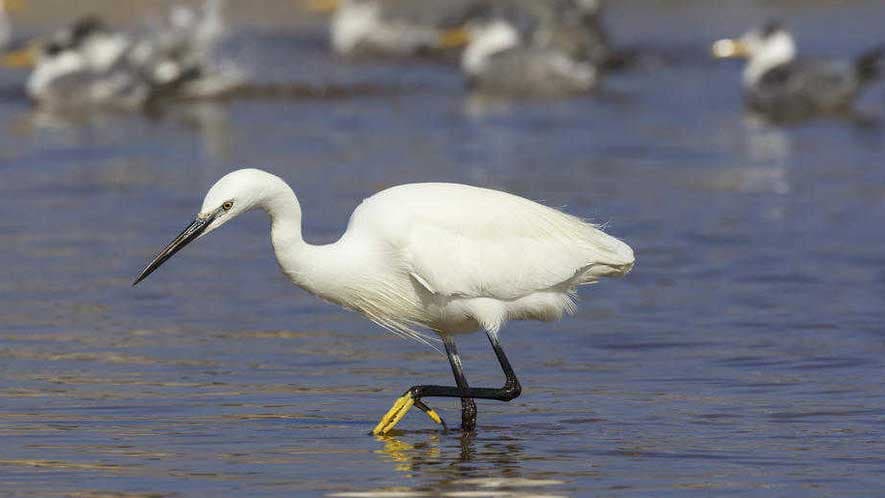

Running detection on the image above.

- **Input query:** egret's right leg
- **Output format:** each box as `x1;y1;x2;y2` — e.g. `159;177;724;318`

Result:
372;331;521;436
442;335;478;432
371;335;471;435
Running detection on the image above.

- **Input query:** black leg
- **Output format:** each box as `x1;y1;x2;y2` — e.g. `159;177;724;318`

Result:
409;331;521;408
443;335;477;432
373;331;522;435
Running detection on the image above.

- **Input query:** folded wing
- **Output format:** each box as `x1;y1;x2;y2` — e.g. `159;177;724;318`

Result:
378;184;634;300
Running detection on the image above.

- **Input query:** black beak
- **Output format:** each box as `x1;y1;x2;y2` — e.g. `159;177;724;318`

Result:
133;212;216;286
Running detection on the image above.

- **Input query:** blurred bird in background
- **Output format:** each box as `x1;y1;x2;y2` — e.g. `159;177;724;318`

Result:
1;0;26;59
135;0;243;99
313;0;616;69
713;21;885;123
441;0;608;97
0;0;13;50
7;2;880;118
8;0;243;111
455;18;598;98
312;0;486;57
478;0;612;67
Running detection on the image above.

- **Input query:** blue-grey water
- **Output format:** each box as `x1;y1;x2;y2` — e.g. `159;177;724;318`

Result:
1;1;884;496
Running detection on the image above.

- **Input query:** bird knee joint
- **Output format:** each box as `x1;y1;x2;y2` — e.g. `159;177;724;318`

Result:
501;382;521;401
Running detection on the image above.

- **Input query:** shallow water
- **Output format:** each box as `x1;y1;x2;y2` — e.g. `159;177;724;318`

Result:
1;1;884;496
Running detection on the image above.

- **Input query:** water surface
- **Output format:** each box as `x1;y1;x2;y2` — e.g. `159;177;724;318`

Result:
1;1;884;496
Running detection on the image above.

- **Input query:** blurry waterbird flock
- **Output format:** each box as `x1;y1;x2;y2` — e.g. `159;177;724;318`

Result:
4;0;241;110
2;0;883;121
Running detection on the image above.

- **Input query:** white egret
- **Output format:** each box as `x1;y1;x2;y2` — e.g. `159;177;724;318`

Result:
133;169;635;434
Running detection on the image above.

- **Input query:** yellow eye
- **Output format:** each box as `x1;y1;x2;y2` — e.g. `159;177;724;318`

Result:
222;201;234;211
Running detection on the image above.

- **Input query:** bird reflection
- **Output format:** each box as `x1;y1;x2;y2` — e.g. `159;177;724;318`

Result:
147;100;234;161
10;97;233;163
374;433;443;474
743;116;792;169
719;120;792;197
372;432;535;490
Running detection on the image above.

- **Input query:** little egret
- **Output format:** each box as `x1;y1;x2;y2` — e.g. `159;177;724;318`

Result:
133;169;635;434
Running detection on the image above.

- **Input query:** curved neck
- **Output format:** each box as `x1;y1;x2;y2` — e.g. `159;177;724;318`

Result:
259;183;309;281
256;177;357;302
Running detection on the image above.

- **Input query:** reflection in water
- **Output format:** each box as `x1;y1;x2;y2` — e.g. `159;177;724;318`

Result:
150;101;234;162
375;434;442;474
739;116;792;196
742;118;792;222
462;95;519;119
696;118;792;204
360;433;566;497
15;100;234;163
743;115;793;169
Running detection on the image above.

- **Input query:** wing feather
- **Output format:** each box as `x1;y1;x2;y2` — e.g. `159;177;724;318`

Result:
362;184;634;300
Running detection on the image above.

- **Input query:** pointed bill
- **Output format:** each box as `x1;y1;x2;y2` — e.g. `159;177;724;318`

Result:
132;212;217;286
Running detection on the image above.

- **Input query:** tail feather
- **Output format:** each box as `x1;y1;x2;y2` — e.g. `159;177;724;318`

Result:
856;44;885;82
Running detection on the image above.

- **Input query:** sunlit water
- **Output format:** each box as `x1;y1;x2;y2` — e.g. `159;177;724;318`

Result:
1;2;884;496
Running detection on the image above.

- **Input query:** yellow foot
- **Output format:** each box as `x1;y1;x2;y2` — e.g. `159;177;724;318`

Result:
372;393;414;435
372;392;446;435
414;399;446;429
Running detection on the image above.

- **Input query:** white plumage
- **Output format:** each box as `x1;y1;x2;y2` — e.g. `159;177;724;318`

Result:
360;182;631;333
327;0;484;57
134;168;635;433
160;169;634;346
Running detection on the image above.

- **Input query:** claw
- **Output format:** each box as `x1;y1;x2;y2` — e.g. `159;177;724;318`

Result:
372;392;448;435
414;399;447;431
372;392;415;435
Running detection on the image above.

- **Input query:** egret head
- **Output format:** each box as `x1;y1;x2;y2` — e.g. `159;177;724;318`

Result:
133;169;284;286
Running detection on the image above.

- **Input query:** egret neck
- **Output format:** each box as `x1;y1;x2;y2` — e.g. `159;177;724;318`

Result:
260;178;354;304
